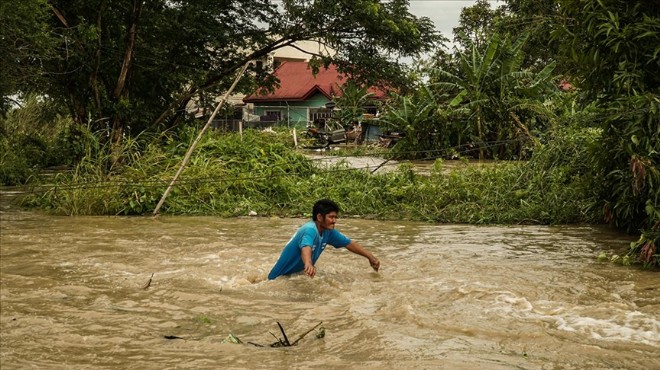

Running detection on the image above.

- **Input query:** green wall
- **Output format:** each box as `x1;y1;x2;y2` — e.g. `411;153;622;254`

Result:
251;93;330;129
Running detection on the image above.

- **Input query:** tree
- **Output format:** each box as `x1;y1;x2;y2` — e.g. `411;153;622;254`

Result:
3;0;440;153
554;0;660;265
380;85;448;159
499;0;561;72
0;0;57;115
452;0;505;52
333;81;376;130
430;32;557;160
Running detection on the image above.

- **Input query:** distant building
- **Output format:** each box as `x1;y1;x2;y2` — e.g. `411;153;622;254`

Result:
243;61;386;130
231;40;335;107
196;40;334;129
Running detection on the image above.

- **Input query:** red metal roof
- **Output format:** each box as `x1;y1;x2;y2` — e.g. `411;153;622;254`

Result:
244;62;386;103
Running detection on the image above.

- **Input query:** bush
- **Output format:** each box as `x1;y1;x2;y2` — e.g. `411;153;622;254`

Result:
22;124;600;227
0;96;87;185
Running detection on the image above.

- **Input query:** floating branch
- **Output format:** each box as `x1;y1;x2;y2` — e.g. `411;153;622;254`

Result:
291;322;323;346
269;321;323;347
277;321;291;346
142;273;154;289
268;331;286;347
224;321;325;347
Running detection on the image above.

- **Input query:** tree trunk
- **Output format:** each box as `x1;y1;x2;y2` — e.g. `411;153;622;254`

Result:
112;0;141;100
90;1;107;113
109;0;144;166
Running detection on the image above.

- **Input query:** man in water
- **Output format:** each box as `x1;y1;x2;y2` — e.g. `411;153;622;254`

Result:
268;199;380;280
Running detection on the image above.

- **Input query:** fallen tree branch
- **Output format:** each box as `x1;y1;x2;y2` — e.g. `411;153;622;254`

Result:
291;322;323;346
277;321;291;346
225;321;325;347
142;272;154;289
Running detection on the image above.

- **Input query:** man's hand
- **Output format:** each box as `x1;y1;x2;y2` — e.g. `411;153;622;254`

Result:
304;263;316;278
301;246;315;278
346;241;380;273
368;256;380;272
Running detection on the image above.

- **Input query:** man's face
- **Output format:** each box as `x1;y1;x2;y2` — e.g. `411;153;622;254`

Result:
317;211;338;231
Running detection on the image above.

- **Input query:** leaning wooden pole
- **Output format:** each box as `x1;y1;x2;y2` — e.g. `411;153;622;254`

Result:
153;63;250;216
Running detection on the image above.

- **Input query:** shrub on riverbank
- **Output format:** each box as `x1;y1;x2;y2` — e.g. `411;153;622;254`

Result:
21;126;601;226
0;96;87;185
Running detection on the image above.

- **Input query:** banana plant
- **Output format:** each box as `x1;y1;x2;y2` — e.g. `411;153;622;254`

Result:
333;80;377;128
431;31;558;159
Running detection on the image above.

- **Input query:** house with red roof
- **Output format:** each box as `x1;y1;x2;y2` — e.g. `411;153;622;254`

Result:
243;61;386;129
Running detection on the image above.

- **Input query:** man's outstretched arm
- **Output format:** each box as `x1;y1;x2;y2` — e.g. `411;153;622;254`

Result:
345;241;380;272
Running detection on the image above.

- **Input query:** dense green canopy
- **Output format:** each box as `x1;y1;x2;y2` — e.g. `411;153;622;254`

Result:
1;0;440;145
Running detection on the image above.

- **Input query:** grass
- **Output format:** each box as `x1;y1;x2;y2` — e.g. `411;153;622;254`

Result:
19;127;602;226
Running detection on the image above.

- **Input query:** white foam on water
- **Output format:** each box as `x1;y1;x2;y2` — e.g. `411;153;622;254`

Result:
486;291;659;346
554;311;659;346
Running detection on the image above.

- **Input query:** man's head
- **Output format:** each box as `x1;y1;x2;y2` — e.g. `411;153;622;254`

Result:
312;199;340;223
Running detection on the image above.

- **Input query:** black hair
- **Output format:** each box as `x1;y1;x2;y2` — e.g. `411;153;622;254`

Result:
312;199;340;221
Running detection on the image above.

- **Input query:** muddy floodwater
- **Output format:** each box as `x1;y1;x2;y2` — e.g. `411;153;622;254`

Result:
1;200;658;369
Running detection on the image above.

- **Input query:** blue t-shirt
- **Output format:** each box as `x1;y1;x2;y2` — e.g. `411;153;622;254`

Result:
268;220;351;280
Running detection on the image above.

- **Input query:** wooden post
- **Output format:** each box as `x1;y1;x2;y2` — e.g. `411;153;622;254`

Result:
152;63;250;216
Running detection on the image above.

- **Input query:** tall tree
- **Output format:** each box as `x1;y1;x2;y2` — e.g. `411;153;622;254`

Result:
554;0;659;241
0;0;57;115
499;0;560;72
3;0;439;150
452;0;505;52
431;32;557;160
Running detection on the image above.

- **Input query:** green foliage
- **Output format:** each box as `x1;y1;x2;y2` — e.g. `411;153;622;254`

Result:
380;85;452;159
23;126;599;228
499;0;561;72
598;228;659;268
3;0;440;152
332;81;377;127
0;0;56;115
0;96;89;185
596;94;660;233
452;0;506;52
555;0;660;98
627;230;660;268
555;0;659;235
384;31;559;161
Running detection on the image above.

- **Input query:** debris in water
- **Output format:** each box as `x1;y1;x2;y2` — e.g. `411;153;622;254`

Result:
223;333;243;344
142;273;154;289
224;321;324;347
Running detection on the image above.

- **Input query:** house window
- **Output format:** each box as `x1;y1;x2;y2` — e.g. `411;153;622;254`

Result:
310;108;333;121
264;110;281;121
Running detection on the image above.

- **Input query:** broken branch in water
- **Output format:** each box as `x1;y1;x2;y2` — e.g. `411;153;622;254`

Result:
230;321;324;347
268;331;285;347
268;321;323;347
277;321;291;346
142;273;154;289
291;322;323;346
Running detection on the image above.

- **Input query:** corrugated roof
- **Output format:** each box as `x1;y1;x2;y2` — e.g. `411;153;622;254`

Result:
244;62;386;103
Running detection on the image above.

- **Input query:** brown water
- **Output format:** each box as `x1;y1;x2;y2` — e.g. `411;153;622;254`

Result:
306;153;501;176
1;200;658;369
